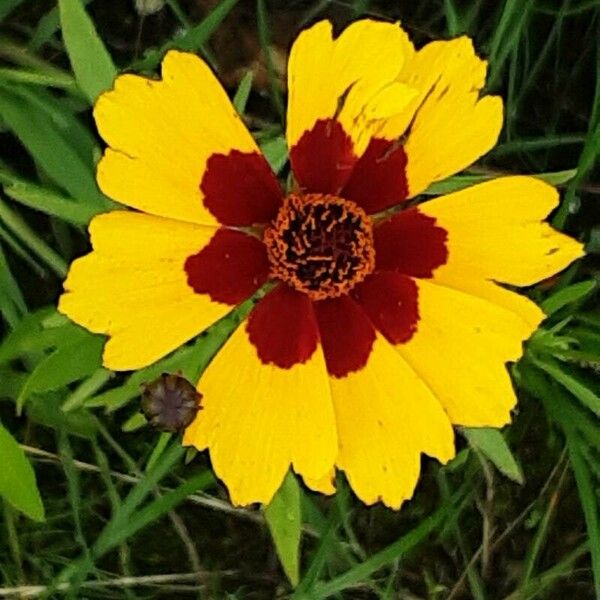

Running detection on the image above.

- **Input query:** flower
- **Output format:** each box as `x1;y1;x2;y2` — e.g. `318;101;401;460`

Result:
59;19;583;508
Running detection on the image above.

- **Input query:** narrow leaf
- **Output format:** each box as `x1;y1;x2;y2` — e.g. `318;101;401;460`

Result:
58;0;117;103
424;169;577;195
232;70;253;114
531;355;600;418
541;280;597;315
17;331;104;410
0;420;45;521
264;471;302;587
0;85;105;205
462;427;524;484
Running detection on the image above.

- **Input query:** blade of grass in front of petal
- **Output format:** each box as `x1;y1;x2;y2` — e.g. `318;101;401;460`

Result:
423;169;576;195
85;296;256;413
260;135;288;174
58;0;117;103
264;471;302;587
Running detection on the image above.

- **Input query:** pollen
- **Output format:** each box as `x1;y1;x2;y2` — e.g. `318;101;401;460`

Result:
264;193;375;300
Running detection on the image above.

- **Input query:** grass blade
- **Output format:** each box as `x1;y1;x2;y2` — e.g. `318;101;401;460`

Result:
58;0;117;103
0;420;45;521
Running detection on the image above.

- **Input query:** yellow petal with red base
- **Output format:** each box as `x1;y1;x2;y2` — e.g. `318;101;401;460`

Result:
376;37;503;197
95;51;279;226
59;211;235;370
421;176;585;287
287;19;415;157
395;278;541;427
184;323;337;506
331;335;454;509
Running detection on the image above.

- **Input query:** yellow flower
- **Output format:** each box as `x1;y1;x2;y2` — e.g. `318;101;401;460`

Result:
59;20;583;508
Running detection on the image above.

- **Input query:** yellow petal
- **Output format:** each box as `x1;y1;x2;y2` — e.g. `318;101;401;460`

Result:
94;50;261;225
421;176;585;287
184;324;337;506
59;211;232;370
396;278;540;427
331;334;454;509
286;19;415;156
376;37;503;196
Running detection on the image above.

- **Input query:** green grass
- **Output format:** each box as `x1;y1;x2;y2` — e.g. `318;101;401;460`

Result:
0;0;599;598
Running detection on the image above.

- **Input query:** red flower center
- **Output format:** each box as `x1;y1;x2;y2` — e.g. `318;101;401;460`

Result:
264;193;375;300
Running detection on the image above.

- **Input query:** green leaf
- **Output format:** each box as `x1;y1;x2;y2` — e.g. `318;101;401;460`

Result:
0;85;106;206
0;241;25;328
541;280;597;315
58;0;117;103
531;355;600;418
461;427;524;484
2;175;102;225
17;330;104;411
264;471;302;587
0;198;68;277
261;135;288;174
232;70;253;114
0;307;65;364
30;1;93;52
423;169;577;195
0;420;45;521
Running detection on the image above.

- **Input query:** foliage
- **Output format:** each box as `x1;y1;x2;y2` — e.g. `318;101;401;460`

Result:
0;0;598;597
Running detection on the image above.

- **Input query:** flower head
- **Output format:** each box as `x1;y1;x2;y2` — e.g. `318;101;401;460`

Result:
59;20;583;508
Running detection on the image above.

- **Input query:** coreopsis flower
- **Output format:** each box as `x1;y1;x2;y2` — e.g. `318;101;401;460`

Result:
59;20;583;508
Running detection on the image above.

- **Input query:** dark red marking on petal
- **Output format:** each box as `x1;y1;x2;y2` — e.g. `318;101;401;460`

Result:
201;150;283;226
247;284;319;368
289;119;357;195
374;208;448;277
353;272;419;345
314;296;376;378
185;228;269;304
342;138;409;214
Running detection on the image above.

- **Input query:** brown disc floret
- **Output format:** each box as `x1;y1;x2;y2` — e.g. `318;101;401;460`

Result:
264;193;375;300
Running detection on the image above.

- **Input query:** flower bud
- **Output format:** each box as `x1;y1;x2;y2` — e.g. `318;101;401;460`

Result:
141;373;202;433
